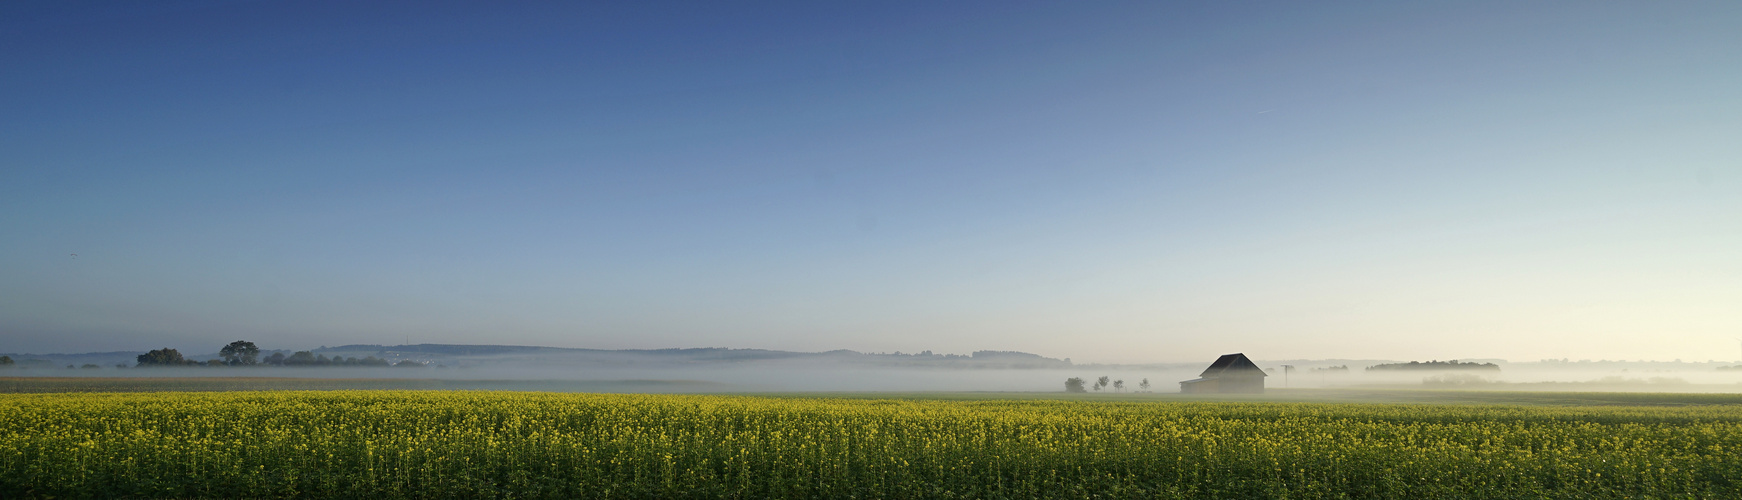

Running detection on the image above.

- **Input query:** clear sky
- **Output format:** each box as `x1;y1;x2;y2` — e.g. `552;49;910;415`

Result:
3;1;1739;363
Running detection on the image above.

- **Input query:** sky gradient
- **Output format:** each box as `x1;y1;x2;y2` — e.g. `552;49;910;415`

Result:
4;1;1740;363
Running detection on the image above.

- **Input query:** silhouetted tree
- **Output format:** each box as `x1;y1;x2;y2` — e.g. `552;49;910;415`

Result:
80;364;101;369
1113;379;1125;393
1095;376;1110;392
359;356;391;367
1139;378;1151;391
136;348;187;366
219;341;260;366
393;360;425;368
264;352;286;366
1065;377;1087;393
0;355;13;367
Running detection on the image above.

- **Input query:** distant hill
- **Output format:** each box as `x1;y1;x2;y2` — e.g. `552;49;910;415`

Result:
0;345;1075;370
0;351;144;368
306;344;1074;369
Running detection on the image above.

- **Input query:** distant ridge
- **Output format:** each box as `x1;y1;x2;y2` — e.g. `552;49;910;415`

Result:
307;344;1074;369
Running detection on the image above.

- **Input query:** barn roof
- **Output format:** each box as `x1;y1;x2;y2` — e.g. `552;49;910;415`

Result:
1199;353;1266;378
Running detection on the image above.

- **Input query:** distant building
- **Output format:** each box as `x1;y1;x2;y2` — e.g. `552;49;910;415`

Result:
1179;353;1266;394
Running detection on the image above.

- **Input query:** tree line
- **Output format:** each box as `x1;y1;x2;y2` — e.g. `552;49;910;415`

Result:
1365;360;1500;371
0;355;118;370
1064;376;1151;393
133;341;426;368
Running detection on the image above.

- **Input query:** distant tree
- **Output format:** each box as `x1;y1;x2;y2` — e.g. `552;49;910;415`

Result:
1139;378;1151;391
66;364;75;369
0;355;13;366
264;352;286;366
1095;376;1110;392
136;348;187;366
314;354;332;366
1366;360;1499;372
393;360;425;368
359;356;391;367
284;351;317;366
205;359;225;366
1065;377;1087;393
220;341;260;366
1113;379;1125;393
80;363;101;369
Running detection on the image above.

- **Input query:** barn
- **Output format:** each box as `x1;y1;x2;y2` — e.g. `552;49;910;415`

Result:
1179;353;1267;394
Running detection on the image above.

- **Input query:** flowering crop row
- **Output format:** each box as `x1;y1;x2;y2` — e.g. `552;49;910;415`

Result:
2;391;1739;498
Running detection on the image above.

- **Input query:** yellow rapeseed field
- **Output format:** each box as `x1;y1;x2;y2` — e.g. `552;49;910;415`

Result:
2;391;1740;498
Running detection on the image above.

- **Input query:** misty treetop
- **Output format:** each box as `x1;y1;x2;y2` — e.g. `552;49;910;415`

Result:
265;350;398;367
1064;376;1148;393
1365;360;1500;371
135;348;190;366
1064;377;1086;393
133;342;421;368
219;341;259;365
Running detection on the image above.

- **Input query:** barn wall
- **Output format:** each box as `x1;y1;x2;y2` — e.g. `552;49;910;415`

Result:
1221;373;1265;394
1179;379;1218;394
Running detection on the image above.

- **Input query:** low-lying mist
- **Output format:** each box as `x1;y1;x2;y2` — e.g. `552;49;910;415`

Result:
7;354;1742;394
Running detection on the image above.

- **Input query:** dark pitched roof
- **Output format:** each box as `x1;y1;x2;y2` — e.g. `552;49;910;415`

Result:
1199;353;1266;378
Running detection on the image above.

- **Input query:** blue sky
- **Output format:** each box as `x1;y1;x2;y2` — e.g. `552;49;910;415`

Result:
3;1;1739;362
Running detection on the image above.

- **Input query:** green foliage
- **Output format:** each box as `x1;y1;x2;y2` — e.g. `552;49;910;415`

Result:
220;341;260;365
4;392;1742;498
284;351;318;366
1064;377;1086;393
134;348;187;366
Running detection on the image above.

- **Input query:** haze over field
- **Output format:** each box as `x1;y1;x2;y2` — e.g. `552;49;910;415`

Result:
3;1;1740;364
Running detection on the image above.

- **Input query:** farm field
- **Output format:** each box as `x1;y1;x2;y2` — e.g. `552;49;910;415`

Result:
5;390;1742;498
0;376;719;394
